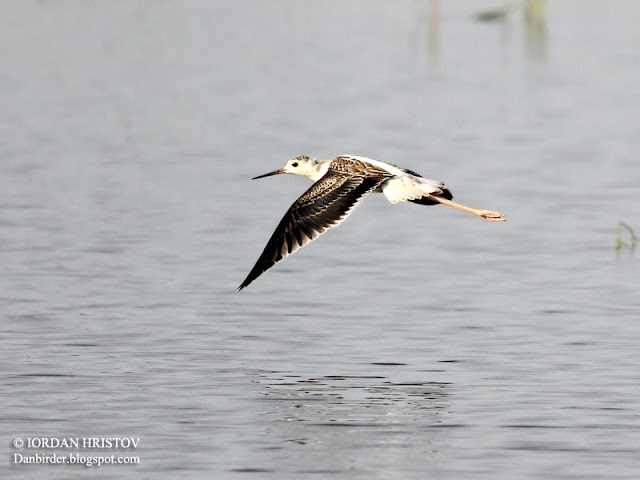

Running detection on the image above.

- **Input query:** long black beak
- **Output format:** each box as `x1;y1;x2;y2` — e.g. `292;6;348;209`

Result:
252;168;285;180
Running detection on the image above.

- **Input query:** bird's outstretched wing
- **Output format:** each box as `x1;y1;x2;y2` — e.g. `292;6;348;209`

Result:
238;171;387;290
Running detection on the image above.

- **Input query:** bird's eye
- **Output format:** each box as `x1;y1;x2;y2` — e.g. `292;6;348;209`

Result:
292;162;298;167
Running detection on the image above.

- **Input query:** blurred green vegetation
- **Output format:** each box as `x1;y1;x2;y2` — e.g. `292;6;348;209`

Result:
614;221;636;256
473;0;547;61
475;5;511;23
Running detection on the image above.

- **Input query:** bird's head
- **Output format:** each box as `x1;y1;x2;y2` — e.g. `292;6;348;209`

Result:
252;156;318;180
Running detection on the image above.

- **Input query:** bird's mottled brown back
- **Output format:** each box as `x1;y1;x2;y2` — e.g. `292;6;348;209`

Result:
328;156;394;179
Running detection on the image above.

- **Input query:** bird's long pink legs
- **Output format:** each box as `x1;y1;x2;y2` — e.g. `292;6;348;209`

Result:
427;195;505;221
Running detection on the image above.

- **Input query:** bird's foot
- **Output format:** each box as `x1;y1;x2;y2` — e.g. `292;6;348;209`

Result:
479;210;505;222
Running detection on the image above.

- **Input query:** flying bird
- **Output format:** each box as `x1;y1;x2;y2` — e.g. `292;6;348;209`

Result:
239;155;504;290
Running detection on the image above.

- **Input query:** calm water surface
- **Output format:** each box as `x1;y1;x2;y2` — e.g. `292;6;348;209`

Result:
1;1;639;479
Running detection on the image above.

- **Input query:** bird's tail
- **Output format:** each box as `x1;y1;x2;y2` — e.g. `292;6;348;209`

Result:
407;177;453;205
409;184;453;205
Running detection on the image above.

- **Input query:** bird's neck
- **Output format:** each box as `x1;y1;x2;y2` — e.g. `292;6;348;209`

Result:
309;161;330;182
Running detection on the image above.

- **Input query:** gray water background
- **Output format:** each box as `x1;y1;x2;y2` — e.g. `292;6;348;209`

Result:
1;1;639;478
